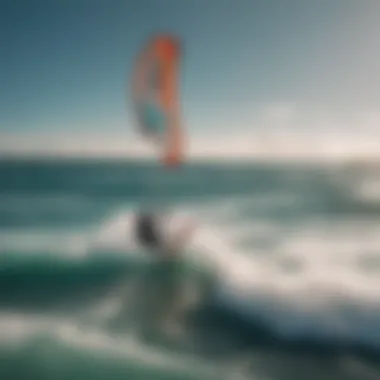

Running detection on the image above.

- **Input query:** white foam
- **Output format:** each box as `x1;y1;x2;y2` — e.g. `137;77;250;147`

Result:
0;207;136;258
178;202;380;346
93;209;138;254
3;194;380;347
352;178;380;204
332;166;380;205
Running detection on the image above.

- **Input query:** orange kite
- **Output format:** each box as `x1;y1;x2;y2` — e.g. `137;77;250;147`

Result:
131;34;185;167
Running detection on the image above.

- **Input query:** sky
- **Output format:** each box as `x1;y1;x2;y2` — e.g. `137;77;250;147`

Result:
1;0;380;158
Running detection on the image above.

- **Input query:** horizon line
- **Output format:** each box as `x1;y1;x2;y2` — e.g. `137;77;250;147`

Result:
1;131;380;163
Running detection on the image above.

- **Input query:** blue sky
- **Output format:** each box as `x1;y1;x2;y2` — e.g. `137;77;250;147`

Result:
1;0;380;156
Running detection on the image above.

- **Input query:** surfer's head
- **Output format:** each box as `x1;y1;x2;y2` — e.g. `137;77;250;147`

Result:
135;210;162;249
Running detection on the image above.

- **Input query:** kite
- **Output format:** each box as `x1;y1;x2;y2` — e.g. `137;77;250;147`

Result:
131;34;185;167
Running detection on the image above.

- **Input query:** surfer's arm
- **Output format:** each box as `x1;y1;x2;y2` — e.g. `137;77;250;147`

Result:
164;220;197;257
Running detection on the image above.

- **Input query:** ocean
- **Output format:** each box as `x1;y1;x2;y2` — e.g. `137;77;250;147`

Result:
0;158;380;380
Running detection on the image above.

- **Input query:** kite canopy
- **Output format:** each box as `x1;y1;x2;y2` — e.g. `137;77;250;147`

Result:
131;34;184;167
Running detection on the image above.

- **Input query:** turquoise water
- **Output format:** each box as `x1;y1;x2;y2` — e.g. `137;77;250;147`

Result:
1;159;380;380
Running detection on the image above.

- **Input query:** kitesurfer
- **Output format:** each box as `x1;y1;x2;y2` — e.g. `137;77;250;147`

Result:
133;209;197;338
